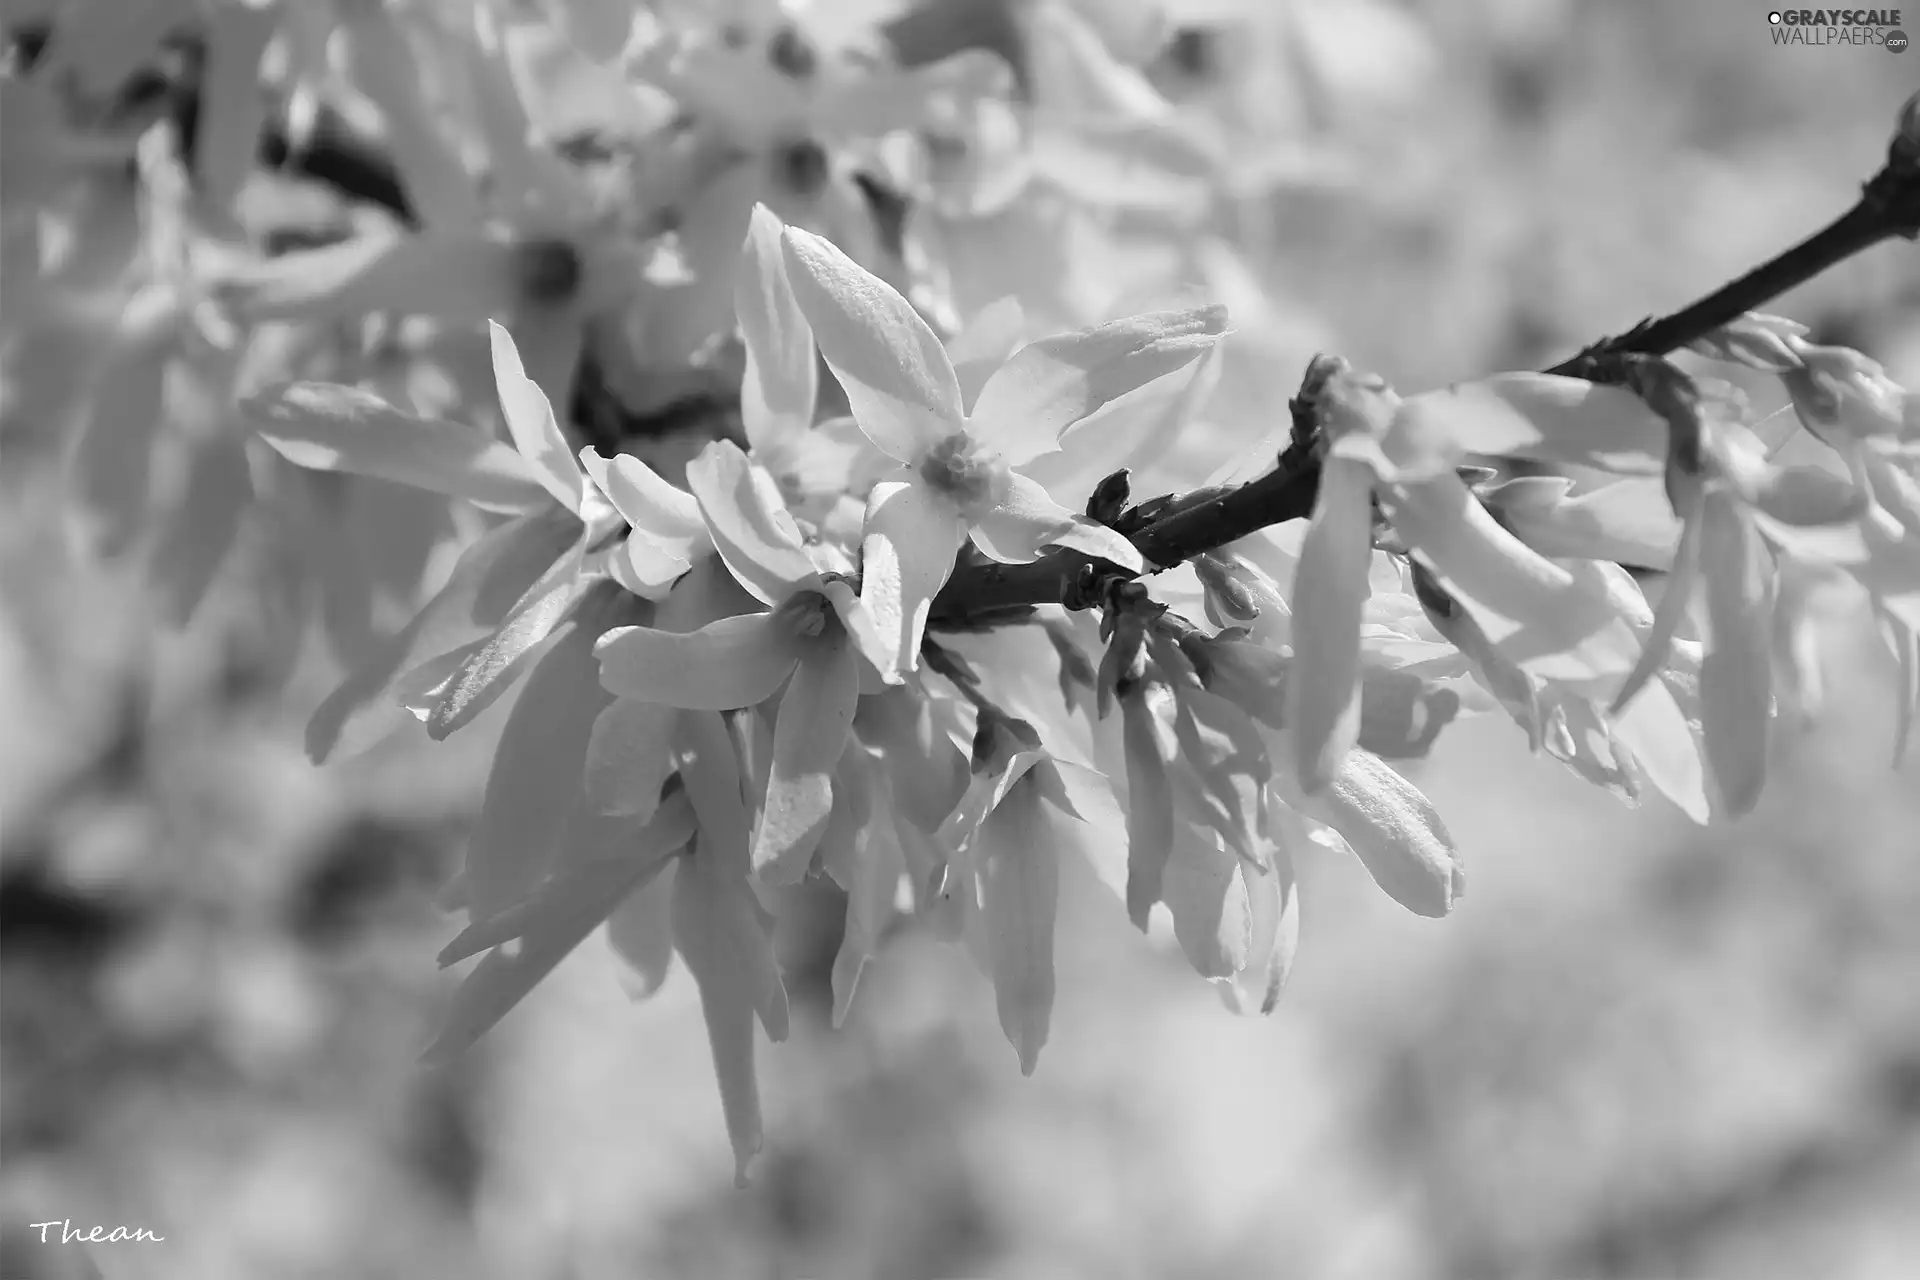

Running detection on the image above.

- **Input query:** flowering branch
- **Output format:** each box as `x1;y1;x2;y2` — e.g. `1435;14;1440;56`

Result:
928;100;1920;630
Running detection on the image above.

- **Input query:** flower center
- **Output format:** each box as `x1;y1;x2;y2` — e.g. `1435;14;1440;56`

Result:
773;138;830;197
918;434;1011;514
775;590;836;643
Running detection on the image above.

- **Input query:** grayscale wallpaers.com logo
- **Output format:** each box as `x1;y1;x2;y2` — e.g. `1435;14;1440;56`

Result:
1768;8;1909;48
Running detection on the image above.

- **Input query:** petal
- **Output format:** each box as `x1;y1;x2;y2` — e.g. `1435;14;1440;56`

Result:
245;382;552;513
675;710;755;880
975;775;1059;1076
1310;750;1464;918
584;697;679;821
1490;475;1682;571
1120;686;1177;930
966;305;1228;466
1216;848;1300;1016
781;225;964;461
463;585;643;917
821;578;894;685
685;439;816;604
1698;494;1774;817
1285;456;1373;792
221;231;515;322
948;294;1029;412
488;321;585;512
859;478;969;678
1381;472;1644;694
605;856;677;1001
852;682;969;830
972;473;1145;571
736;204;819;456
577;447;706;543
1161;824;1253;979
1387;373;1671;480
754;639;860;883
196;3;278;214
423;799;693;1065
671;838;790;1186
596;612;800;710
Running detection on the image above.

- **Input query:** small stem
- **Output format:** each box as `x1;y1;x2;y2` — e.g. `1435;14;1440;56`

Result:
928;125;1920;629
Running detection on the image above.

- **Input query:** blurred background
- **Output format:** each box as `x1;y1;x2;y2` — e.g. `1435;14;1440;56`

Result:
4;0;1920;1277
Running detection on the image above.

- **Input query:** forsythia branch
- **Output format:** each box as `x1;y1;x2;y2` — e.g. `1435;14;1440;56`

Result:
928;106;1920;630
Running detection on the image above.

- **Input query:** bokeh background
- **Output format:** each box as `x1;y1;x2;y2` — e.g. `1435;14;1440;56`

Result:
5;1;1920;1278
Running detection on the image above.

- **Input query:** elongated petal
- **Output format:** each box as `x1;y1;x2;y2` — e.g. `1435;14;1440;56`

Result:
1610;665;1711;825
1161;824;1252;979
736;204;819;454
464;584;641;917
306;506;580;761
222;232;515;322
972;472;1145;570
1311;750;1464;917
1382;473;1644;694
584;698;679;821
976;775;1059;1075
423;801;692;1065
1490;475;1682;571
334;0;481;231
196;3;278;214
68;338;168;559
673;840;791;1185
1286;455;1373;791
606;857;677;1000
488;321;584;512
860;478;968;678
827;781;905;1028
781;226;964;461
1120;687;1177;930
426;539;594;740
1387;373;1671;480
853;682;969;830
1217;849;1299;1016
965;306;1229;466
596;612;799;710
1699;495;1774;817
755;639;859;883
149;431;252;626
577;447;705;544
246;382;554;512
685;439;816;605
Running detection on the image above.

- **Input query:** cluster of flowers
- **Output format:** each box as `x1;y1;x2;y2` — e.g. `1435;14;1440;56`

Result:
249;200;1918;1179
8;0;1919;1180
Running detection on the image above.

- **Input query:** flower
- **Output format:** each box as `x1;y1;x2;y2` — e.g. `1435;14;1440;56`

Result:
594;438;891;881
777;219;1227;678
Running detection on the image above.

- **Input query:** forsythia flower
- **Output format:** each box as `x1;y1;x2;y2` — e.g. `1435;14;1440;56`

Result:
777;220;1226;677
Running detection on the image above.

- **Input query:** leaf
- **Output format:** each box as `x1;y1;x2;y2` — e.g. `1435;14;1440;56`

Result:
246;382;555;512
975;774;1059;1075
463;581;644;917
423;798;692;1064
606;857;677;1001
306;505;580;762
736;204;819;454
584;697;679;821
781;225;965;462
965;305;1228;466
488;321;585;512
673;836;791;1186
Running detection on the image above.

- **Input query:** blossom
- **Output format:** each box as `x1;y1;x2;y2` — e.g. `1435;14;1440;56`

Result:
777;220;1226;678
594;438;891;881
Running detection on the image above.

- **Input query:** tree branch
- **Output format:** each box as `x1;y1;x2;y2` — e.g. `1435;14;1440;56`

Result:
928;104;1920;630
